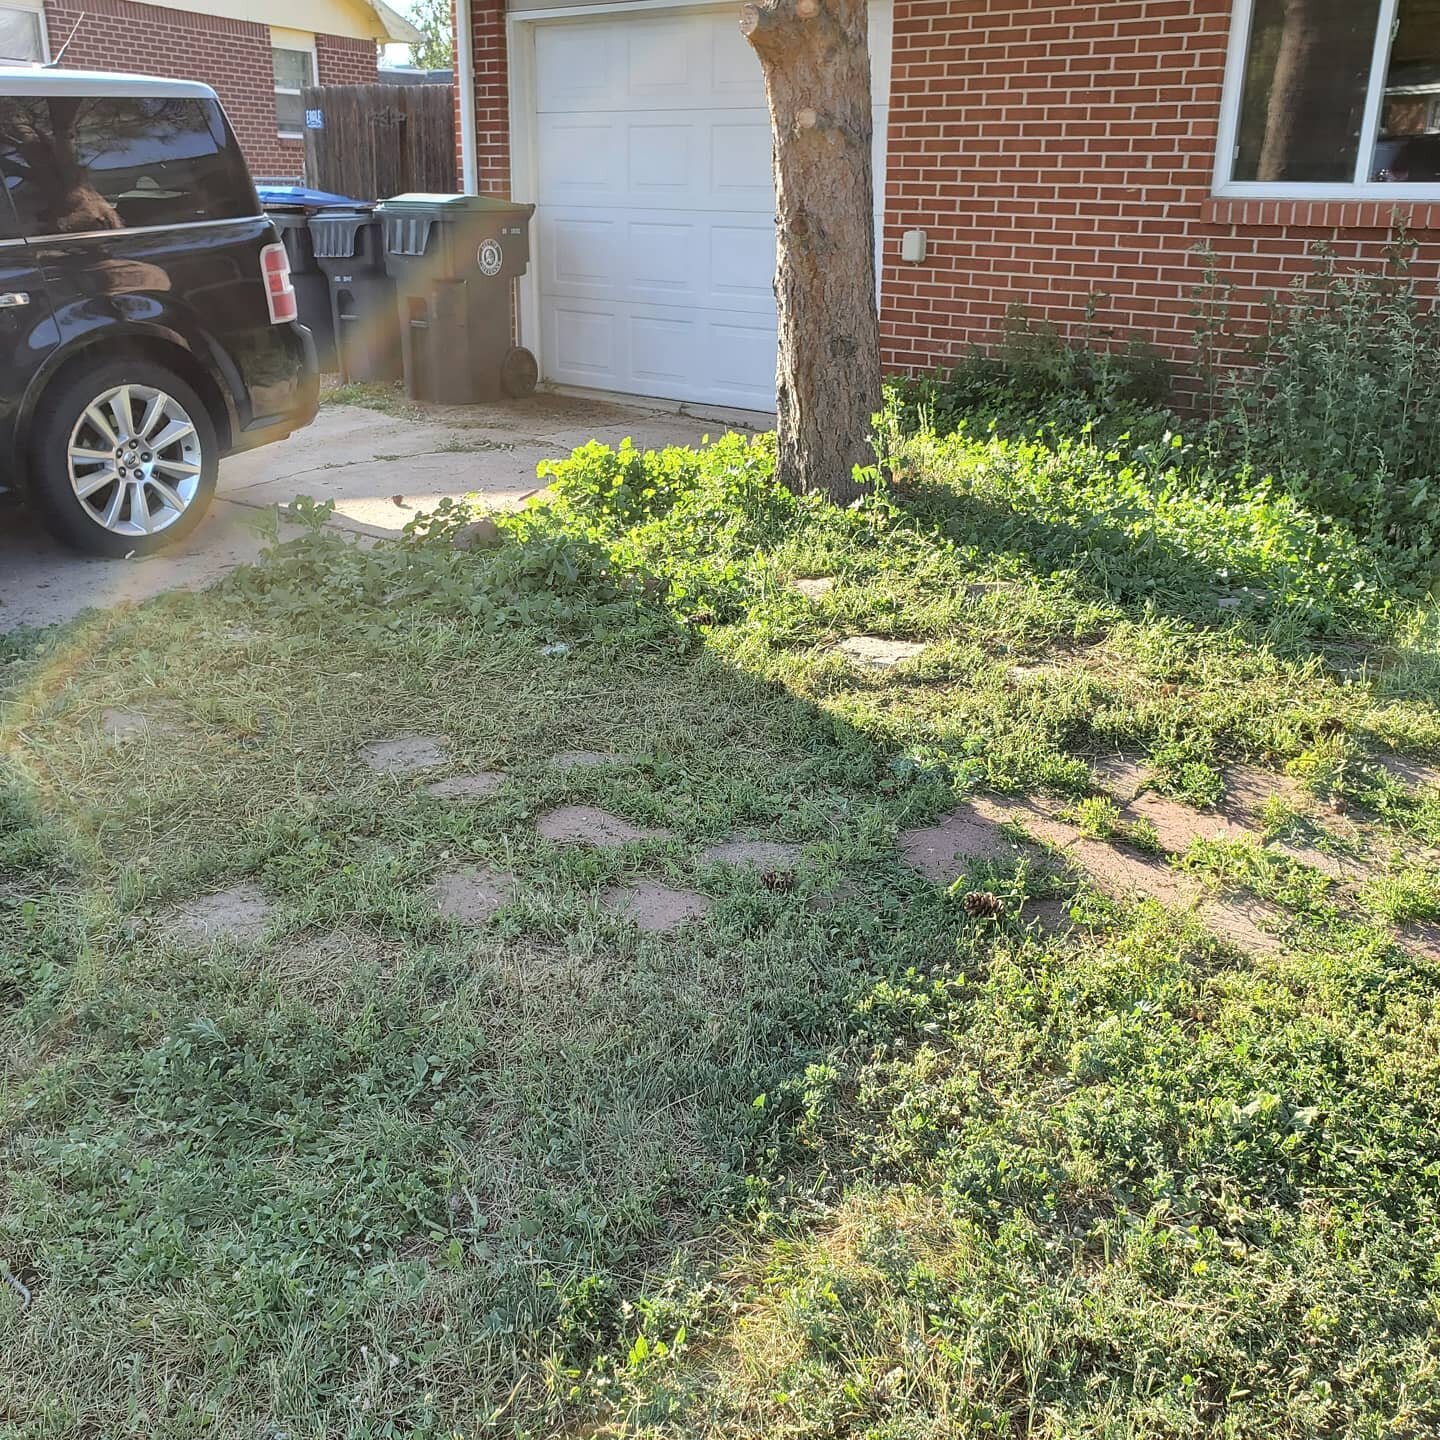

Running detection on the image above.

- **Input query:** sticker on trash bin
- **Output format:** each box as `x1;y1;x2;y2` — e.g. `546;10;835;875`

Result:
477;239;504;277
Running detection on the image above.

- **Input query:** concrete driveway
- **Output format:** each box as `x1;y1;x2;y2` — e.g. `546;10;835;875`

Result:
0;393;755;631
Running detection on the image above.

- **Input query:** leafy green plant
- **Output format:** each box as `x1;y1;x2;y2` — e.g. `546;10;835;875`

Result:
887;300;1175;447
1209;231;1440;564
1359;865;1440;926
1072;794;1122;839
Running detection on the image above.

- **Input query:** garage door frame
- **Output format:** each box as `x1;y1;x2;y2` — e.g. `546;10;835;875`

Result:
506;0;891;406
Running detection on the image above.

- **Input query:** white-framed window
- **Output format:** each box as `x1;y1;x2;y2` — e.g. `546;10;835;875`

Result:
0;2;48;64
1215;0;1440;199
272;31;317;140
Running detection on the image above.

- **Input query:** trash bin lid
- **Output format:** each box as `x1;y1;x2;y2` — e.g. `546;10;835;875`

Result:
258;184;366;210
377;192;535;219
309;207;379;260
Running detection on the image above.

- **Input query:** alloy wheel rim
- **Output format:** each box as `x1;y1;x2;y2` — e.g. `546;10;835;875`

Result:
67;384;203;537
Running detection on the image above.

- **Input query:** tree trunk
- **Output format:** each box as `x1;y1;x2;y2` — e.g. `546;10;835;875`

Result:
742;0;881;500
1257;0;1379;183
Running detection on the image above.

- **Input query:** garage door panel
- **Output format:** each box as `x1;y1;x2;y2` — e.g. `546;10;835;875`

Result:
544;301;774;408
544;208;775;314
710;122;773;205
631;313;697;389
546;216;620;295
541;111;772;212
536;11;762;113
534;24;620;111
623;18;701;104
549;304;619;383
537;118;621;199
710;319;777;405
709;223;774;305
627;220;699;300
629;122;696;197
708;13;767;103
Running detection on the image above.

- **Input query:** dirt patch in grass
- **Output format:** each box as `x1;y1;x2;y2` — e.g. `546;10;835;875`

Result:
898;797;1049;883
1122;791;1256;852
1064;833;1202;906
1090;752;1151;802
901;792;1287;953
100;708;165;741
426;772;507;801
168;881;274;944
792;576;835;600
601;880;712;933
433;864;516;925
1219;764;1307;829
1022;896;1079;936
535;805;672;847
1399;920;1440;960
837;636;927;670
1198;894;1288;956
701;838;806;871
359;734;450;774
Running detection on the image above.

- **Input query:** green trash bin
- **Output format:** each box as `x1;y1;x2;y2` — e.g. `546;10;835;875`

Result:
376;193;538;405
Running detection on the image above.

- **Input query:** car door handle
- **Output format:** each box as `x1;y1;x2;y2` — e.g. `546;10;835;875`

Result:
0;292;30;308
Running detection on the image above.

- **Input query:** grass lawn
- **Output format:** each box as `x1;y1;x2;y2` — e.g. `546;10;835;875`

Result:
3;412;1440;1438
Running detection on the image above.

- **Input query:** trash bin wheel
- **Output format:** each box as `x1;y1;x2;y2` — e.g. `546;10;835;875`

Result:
500;346;539;400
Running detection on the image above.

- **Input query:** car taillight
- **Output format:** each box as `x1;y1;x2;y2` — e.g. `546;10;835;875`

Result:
260;241;298;324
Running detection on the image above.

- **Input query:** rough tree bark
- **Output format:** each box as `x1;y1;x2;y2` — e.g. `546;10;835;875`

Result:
742;0;881;500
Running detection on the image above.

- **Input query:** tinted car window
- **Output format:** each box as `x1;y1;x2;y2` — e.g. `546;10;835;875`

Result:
0;96;255;237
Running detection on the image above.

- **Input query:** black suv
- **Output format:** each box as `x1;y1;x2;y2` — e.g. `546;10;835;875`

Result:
1;70;319;556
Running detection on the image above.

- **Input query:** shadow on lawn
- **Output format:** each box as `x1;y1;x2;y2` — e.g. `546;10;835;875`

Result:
0;579;986;1436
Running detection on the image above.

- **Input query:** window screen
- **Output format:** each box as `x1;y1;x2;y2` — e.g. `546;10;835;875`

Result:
0;7;44;64
273;47;315;136
0;95;255;236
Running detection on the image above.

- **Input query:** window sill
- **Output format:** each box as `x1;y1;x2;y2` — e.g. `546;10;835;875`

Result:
1203;195;1440;230
277;132;304;142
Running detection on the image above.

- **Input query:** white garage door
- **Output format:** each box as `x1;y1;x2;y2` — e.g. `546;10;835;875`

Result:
527;2;892;411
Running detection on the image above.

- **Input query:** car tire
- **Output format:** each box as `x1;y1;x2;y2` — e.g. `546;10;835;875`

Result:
27;358;219;558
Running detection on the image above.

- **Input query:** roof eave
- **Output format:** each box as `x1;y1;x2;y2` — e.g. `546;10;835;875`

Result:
370;0;423;44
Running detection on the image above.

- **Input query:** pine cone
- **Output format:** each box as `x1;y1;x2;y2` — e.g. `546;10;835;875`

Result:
962;890;1005;919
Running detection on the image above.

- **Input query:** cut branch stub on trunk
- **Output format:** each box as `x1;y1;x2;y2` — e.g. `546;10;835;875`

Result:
743;0;883;500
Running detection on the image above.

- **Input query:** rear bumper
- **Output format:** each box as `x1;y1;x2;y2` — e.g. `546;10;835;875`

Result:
225;322;320;455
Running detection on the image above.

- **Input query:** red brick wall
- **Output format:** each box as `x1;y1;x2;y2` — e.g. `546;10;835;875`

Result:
44;0;376;182
879;0;1440;385
454;0;510;195
317;31;378;86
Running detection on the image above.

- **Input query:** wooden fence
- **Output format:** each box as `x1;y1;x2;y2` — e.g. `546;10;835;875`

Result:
301;84;456;201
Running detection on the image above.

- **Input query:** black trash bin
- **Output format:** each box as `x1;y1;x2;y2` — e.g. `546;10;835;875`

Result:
310;208;402;386
264;206;338;371
376;193;538;405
